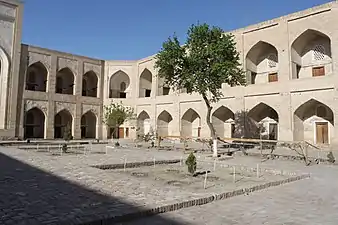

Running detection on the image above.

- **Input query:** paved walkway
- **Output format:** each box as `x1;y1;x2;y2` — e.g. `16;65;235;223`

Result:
1;144;337;224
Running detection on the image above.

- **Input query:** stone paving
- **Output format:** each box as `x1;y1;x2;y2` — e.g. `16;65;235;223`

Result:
0;143;337;224
124;157;338;225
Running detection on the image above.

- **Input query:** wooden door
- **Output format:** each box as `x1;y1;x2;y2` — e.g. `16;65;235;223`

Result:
118;127;124;139
268;73;278;82
312;66;325;77
316;122;329;144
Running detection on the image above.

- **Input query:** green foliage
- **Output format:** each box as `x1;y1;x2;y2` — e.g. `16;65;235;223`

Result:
63;123;73;142
155;23;245;103
233;110;266;139
185;152;197;175
103;101;135;138
327;151;335;163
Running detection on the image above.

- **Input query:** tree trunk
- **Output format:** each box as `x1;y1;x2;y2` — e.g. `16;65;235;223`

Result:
202;94;217;157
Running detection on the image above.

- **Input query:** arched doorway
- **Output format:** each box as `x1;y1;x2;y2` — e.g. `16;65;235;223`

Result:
24;107;45;139
212;106;235;138
248;103;279;140
181;109;201;137
109;70;130;98
139;69;152;97
294;99;333;144
81;111;97;139
25;62;48;92
54;109;72;139
157;110;173;137
56;67;75;95
246;41;279;84
291;29;332;79
82;71;98;97
137;111;151;137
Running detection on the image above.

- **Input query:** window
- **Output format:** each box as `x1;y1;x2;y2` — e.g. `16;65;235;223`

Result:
267;54;278;68
268;73;278;82
312;66;325;77
313;45;325;61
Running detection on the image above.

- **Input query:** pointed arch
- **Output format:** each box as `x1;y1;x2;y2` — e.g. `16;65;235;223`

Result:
81;110;97;139
181;108;201;137
139;68;152;97
109;70;130;98
212;106;235;138
157;110;173;137
293;98;333;144
24;107;45;139
56;67;75;95
245;41;279;84
247;103;279;140
54;109;73;138
26;61;48;92
137;110;151;136
82;70;98;97
291;29;332;79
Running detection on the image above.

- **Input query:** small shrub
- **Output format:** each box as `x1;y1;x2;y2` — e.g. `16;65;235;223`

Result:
62;144;68;153
185;153;197;175
115;142;120;147
327;151;335;164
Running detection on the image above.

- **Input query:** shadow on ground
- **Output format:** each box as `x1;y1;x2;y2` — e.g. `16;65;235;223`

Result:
0;152;185;225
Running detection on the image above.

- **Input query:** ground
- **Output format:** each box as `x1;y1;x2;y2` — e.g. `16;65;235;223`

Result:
0;141;337;225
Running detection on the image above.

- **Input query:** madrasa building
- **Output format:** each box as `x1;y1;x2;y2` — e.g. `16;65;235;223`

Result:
0;0;337;148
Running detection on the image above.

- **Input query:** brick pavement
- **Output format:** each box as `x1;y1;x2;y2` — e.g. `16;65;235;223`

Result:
0;144;336;224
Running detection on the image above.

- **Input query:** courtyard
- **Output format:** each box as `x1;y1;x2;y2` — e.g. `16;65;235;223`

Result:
0;141;337;224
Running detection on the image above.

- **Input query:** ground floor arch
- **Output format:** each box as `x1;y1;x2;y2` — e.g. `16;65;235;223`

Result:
212;106;235;138
137;111;151;137
81;111;97;139
181;109;201;137
293;99;334;144
248;103;279;140
24;107;45;139
157;110;173;137
54;109;73;139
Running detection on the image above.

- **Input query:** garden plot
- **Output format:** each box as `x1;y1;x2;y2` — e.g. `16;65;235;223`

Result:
106;160;295;195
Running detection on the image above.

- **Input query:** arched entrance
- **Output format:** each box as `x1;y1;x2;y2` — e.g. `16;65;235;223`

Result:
81;111;97;139
212;106;235;138
109;70;130;98
291;29;332;79
246;41;279;84
157;110;173;137
294;99;333;144
82;71;98;97
56;67;75;95
181;109;201;137
24;107;45;139
25;62;48;92
248;103;279;140
137;111;151;137
54;109;73;139
139;69;152;97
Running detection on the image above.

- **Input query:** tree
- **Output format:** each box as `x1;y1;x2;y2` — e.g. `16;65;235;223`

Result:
233;110;266;139
103;101;135;140
185;152;197;175
155;23;245;157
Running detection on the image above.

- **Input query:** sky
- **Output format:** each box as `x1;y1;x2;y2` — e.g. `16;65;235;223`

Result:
22;0;333;60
